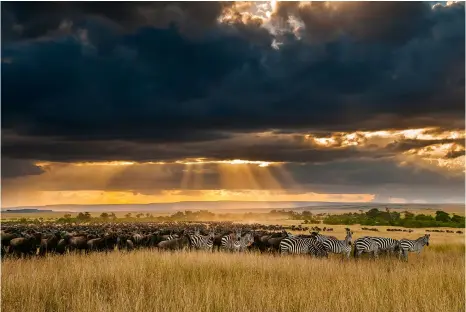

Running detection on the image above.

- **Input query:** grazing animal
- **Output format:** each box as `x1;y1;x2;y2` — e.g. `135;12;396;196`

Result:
237;232;255;252
8;233;42;258
157;235;190;251
1;232;19;257
188;229;215;251
399;234;430;261
267;231;293;253
38;232;62;256
322;229;353;258
64;235;88;253
279;234;328;258
368;237;400;256
310;231;339;244
221;229;242;252
353;237;379;259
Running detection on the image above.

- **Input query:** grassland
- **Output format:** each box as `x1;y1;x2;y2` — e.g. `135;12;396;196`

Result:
2;229;464;312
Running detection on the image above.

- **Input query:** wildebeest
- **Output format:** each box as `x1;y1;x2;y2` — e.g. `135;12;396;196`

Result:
9;232;42;258
157;235;190;251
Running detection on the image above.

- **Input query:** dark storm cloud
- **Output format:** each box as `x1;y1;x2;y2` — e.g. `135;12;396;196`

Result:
1;1;464;165
274;2;431;45
0;133;380;163
1;158;44;178
1;2;231;42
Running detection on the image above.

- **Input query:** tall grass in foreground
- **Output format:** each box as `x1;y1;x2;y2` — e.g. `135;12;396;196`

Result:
2;244;464;312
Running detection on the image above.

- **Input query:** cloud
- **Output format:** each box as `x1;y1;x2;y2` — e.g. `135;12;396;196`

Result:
1;2;464;204
2;2;464;144
1;158;44;178
3;158;463;199
1;2;232;42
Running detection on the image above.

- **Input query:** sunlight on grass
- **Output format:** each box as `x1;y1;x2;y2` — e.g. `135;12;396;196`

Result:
2;244;464;312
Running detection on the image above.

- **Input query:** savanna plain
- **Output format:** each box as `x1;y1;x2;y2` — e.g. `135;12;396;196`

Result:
2;226;464;312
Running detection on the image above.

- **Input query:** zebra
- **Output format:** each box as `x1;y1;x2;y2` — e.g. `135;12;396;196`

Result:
188;229;215;251
161;233;179;241
367;237;400;256
220;229;242;252
399;234;430;261
236;232;255;252
321;229;353;258
311;229;344;245
353;237;379;259
279;234;328;258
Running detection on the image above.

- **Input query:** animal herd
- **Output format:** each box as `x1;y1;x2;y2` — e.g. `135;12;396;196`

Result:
1;221;433;261
425;229;462;234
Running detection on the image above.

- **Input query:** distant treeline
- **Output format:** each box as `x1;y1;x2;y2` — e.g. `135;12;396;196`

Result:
320;209;465;228
4;208;465;228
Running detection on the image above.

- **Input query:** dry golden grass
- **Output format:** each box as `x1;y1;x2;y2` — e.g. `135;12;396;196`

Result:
2;243;464;312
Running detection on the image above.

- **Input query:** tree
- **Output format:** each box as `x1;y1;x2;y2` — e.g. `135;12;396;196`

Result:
366;208;380;219
415;214;434;221
109;212;117;220
100;212;109;219
404;211;414;219
64;214;72;219
124;213;132;219
451;214;465;224
435;211;451;222
77;212;91;221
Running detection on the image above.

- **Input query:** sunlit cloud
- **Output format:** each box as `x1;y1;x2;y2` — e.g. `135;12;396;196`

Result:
175;158;278;167
217;1;457;50
218;1;276;25
304;127;465;175
305;128;464;149
36;158;282;169
401;143;465;175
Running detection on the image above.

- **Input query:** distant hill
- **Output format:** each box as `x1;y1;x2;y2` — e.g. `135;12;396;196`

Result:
1;208;54;213
2;201;463;214
2;201;314;213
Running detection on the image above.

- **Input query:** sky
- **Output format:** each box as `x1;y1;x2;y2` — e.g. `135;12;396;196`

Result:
1;1;465;208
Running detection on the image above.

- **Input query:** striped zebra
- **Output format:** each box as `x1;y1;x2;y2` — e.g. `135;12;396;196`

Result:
161;233;179;241
188;229;215;251
368;237;400;256
353;237;379;259
221;229;242;252
321;229;353;258
311;230;342;245
279;234;328;258
236;232;255;252
399;234;430;261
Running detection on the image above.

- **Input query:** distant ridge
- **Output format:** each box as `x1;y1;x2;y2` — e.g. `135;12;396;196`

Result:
1;208;54;213
2;201;462;213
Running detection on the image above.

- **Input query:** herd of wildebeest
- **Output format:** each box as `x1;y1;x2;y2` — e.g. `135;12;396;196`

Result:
0;221;442;261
